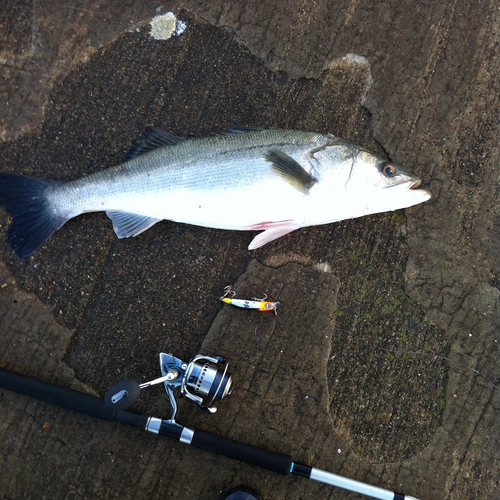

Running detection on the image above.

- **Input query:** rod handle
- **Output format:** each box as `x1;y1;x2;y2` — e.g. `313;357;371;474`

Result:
0;367;116;421
190;428;293;475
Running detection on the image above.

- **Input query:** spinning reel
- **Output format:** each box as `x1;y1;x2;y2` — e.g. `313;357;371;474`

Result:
105;353;233;423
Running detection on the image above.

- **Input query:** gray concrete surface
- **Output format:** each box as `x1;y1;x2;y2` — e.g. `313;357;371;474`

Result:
0;2;499;499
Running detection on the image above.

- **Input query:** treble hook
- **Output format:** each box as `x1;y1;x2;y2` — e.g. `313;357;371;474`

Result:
220;285;236;300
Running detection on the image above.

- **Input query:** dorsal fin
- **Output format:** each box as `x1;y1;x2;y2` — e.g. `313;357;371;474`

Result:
265;149;317;194
126;127;185;161
226;125;273;134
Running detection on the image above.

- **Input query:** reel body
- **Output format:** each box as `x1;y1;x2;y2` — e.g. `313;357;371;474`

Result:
105;353;233;423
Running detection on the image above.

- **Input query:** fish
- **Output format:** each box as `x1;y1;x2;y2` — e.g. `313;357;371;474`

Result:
0;126;431;258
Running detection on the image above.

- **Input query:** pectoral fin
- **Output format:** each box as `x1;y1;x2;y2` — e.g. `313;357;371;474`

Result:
107;210;161;238
247;220;300;249
265;149;317;194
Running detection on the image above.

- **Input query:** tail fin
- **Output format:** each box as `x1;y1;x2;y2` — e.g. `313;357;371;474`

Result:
0;173;67;258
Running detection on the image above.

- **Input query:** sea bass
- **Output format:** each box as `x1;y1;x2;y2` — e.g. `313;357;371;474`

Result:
0;127;431;258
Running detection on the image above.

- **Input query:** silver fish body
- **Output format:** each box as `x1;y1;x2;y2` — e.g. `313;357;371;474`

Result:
0;128;431;258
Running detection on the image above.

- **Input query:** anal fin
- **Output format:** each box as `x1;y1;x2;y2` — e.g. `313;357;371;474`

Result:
107;210;161;238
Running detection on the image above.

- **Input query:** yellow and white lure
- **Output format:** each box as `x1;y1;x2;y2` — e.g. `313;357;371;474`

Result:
220;286;279;315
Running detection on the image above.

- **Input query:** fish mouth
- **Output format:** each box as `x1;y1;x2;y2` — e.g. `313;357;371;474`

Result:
389;178;431;201
386;178;422;190
404;179;432;201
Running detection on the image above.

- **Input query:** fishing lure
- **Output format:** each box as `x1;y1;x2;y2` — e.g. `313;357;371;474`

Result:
220;286;279;314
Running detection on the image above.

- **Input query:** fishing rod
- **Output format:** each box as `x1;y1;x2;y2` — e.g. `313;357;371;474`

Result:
0;352;420;500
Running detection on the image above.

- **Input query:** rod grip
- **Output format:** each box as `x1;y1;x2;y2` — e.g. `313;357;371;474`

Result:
0;367;116;421
191;428;293;475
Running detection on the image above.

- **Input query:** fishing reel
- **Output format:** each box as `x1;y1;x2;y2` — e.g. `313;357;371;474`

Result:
105;353;233;424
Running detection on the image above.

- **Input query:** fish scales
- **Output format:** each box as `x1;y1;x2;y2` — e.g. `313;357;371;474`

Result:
0;128;431;257
51;130;329;228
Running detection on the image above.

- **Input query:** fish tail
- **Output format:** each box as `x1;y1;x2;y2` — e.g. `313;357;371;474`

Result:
0;172;67;258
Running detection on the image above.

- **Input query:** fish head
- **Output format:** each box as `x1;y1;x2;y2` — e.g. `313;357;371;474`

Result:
348;150;431;211
314;144;431;217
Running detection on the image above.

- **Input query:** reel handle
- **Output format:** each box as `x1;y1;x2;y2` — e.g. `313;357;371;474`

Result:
104;379;141;410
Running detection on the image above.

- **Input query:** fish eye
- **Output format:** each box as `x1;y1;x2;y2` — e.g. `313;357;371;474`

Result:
380;162;396;177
